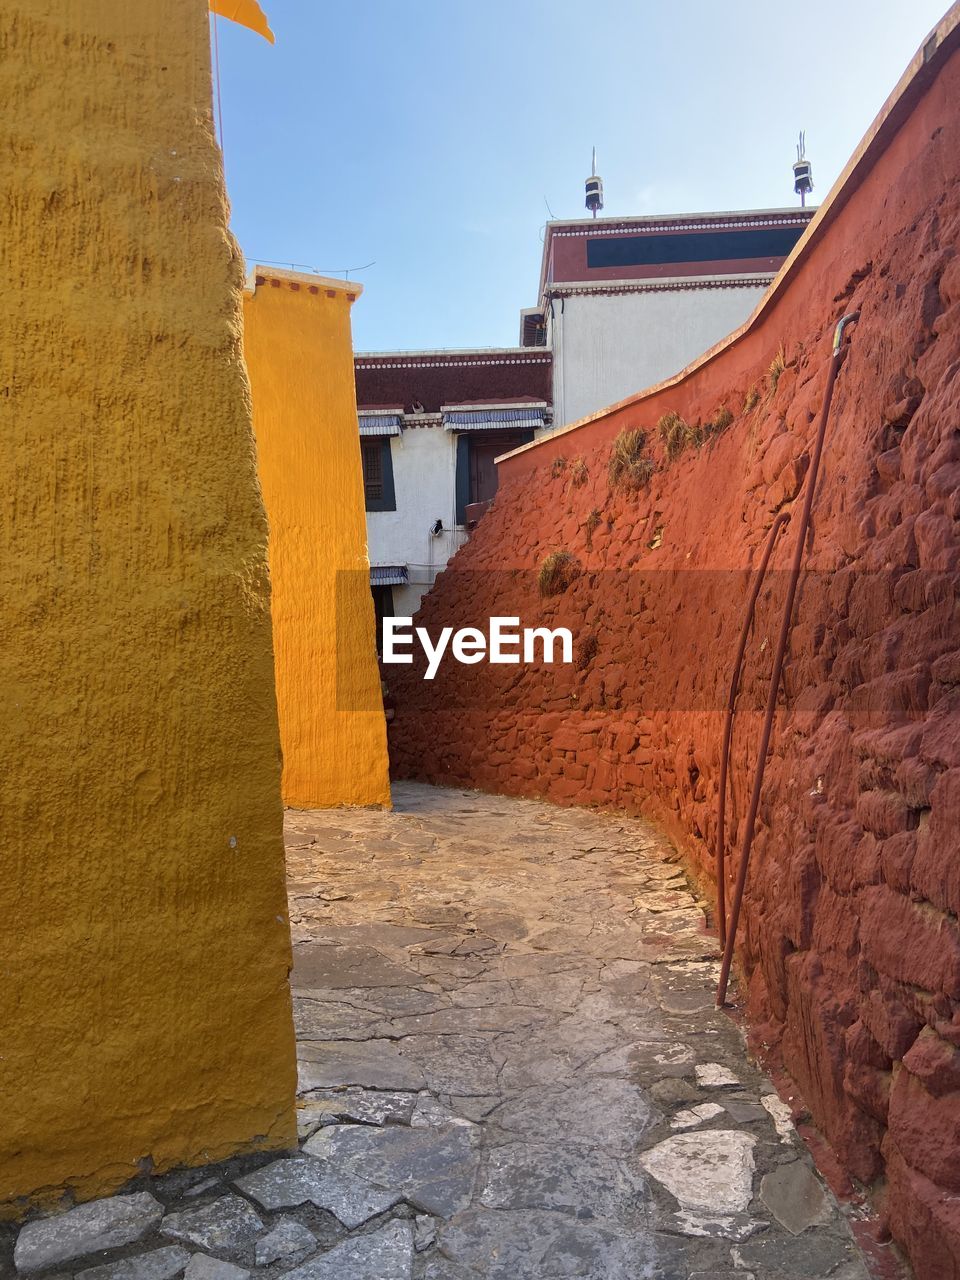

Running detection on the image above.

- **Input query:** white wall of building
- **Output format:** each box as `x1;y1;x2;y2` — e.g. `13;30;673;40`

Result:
366;423;463;617
550;282;768;427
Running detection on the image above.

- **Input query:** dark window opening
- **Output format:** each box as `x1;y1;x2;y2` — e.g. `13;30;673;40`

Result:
362;437;396;512
586;225;806;270
362;442;383;502
521;312;547;347
454;429;534;524
469;441;501;506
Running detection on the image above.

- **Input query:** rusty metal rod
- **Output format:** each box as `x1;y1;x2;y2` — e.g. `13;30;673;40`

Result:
716;312;860;1007
716;509;791;949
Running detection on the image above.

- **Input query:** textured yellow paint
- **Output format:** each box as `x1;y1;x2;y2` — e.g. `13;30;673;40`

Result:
243;273;391;809
0;1;296;1211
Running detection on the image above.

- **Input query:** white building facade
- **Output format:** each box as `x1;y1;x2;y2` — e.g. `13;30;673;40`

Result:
354;349;552;621
521;208;816;427
361;412;459;617
353;208;815;630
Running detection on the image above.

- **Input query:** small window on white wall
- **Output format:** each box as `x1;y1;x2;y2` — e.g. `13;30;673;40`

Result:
361;439;396;511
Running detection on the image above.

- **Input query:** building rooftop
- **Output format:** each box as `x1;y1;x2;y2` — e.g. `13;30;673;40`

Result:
537;206;816;300
355;347;552;415
244;264;362;301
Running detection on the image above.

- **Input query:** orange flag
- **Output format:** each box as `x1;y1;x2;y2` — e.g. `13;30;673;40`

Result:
209;0;275;43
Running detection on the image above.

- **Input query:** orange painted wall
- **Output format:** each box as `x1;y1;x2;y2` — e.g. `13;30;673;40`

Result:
0;0;297;1211
243;271;391;809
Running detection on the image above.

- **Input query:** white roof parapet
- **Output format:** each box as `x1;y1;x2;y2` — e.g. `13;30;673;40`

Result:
244;265;363;300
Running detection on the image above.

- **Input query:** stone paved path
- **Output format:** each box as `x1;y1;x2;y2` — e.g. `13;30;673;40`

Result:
283;783;871;1280
2;783;874;1280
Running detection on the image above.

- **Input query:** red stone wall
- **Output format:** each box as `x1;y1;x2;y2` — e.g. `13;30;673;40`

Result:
387;32;960;1280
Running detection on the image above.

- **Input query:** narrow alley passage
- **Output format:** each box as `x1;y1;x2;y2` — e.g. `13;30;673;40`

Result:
282;783;872;1280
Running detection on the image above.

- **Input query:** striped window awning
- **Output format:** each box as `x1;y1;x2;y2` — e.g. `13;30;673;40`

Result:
442;404;547;431
359;413;403;437
370;565;408;587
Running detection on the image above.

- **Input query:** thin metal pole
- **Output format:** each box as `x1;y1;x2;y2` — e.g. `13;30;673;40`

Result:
716;509;791;948
716;312;860;1006
212;12;225;152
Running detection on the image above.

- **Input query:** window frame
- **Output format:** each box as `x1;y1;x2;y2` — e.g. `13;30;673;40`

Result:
362;437;396;512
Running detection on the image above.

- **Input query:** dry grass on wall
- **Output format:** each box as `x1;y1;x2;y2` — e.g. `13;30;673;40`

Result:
608;428;656;489
570;457;589;487
537;549;581;596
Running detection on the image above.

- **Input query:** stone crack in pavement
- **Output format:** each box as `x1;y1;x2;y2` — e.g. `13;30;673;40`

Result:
1;783;874;1280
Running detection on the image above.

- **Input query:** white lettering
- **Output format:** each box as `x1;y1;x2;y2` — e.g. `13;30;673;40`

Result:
523;627;573;664
489;616;521;664
451;627;487;664
379;618;576;677
417;626;453;680
383;616;413;663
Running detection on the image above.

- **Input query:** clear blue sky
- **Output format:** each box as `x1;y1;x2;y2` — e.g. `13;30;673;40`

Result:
214;0;948;352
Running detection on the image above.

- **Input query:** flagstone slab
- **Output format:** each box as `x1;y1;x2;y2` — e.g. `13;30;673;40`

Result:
297;1039;426;1092
303;1122;480;1218
479;1141;646;1219
160;1195;263;1254
492;1076;659;1154
759;1162;833;1234
296;1089;416;1135
76;1246;191;1280
182;1257;249;1280
291;944;423;991
281;1221;413;1280
15;1194;164;1274
639;1131;756;1215
234;1158;400;1229
436;1209;639;1280
254;1217;317;1266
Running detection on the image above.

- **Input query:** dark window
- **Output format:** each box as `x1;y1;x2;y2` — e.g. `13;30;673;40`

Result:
521;312;547;347
454;430;534;524
362;442;383;501
586;225;805;270
469;442;501;505
361;438;396;512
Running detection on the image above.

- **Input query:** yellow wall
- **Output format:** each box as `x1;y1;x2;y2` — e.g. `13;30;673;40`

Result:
0;0;297;1211
243;272;391;809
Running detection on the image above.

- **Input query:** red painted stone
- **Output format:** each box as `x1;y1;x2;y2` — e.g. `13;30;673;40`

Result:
384;39;960;1280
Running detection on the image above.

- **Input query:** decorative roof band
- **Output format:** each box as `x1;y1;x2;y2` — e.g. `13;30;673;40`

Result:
546;276;773;299
550;214;812;239
355;357;551;370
